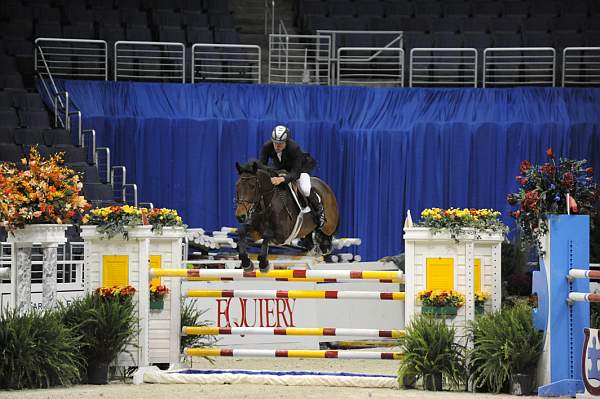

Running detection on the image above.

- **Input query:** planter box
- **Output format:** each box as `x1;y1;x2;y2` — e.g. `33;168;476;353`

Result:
475;304;485;316
150;297;164;310
421;305;458;317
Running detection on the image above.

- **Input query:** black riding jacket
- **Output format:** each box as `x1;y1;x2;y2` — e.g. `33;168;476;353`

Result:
259;139;315;183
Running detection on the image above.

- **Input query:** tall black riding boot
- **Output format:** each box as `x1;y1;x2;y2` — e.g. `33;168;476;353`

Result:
307;189;325;228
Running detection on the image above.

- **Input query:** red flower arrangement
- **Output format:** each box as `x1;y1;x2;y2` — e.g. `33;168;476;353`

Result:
150;282;170;299
507;148;600;252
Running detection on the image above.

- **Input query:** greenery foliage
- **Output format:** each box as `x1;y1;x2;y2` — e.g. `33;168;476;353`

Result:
418;207;508;241
397;314;466;390
180;299;217;353
61;288;138;373
468;301;543;393
0;308;84;389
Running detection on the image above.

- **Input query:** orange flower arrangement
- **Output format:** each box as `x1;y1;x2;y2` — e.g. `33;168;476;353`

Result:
150;282;170;299
0;147;90;231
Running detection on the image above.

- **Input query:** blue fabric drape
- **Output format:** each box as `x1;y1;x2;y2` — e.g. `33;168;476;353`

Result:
48;80;600;260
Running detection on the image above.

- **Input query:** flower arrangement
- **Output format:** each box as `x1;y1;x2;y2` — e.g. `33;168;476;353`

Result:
144;208;184;234
507;148;600;252
475;291;490;307
418;207;508;240
475;291;490;315
94;285;136;300
82;205;184;239
418;290;465;308
150;282;169;300
0;147;90;231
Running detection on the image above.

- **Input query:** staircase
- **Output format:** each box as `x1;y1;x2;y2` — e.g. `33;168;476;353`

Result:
229;0;298;83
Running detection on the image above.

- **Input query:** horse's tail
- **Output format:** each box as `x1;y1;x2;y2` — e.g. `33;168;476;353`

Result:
310;177;339;237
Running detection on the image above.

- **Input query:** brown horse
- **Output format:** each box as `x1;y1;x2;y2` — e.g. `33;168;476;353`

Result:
235;161;339;271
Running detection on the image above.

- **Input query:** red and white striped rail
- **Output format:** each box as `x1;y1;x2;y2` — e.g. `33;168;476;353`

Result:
184;348;402;360
183;289;405;300
568;269;600;280
182;326;405;338
568;292;600;303
151;268;404;282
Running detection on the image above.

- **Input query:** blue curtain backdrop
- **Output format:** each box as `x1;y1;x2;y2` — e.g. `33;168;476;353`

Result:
49;80;600;260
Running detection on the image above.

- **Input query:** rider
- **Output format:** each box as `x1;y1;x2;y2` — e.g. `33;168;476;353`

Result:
259;125;325;228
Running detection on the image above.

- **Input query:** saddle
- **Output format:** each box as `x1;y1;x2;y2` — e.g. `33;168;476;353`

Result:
282;181;315;245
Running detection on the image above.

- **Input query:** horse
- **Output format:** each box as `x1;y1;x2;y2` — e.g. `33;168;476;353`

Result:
234;160;339;272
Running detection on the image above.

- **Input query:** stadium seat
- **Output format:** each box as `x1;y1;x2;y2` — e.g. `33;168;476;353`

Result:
19;110;50;128
13;128;45;145
43;128;72;146
0;143;23;163
12;92;45;111
83;182;114;202
0;109;19;128
0;128;14;144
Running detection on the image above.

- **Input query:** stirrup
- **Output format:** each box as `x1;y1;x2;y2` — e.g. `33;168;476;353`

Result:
314;212;325;228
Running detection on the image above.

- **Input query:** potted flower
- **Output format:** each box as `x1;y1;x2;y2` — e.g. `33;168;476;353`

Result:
143;207;184;234
475;291;490;315
61;286;138;385
149;282;169;310
418;290;465;317
418;207;508;241
507;148;599;253
398;314;466;391
82;205;185;239
0;147;90;237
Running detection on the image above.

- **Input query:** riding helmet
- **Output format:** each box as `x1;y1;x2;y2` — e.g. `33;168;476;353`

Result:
271;125;290;143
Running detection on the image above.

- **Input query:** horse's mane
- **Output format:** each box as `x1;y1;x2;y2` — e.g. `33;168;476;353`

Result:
238;160;277;176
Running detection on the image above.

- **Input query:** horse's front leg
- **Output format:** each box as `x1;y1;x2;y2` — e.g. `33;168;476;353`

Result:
237;224;254;272
258;228;272;273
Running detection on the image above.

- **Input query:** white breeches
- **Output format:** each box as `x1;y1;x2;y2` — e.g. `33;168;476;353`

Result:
297;173;312;197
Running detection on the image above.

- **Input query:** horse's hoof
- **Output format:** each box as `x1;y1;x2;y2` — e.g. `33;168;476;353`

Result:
259;259;270;273
241;257;254;272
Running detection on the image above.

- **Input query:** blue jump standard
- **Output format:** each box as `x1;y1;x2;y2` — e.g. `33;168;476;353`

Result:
532;215;590;397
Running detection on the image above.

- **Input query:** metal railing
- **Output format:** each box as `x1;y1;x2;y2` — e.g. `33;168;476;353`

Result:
317;30;403;82
191;44;261;83
562;47;600;87
123;184;139;207
337;47;405;87
114;41;185;83
409;48;477;87
0;243;85;290
35;44;83;146
96;147;110;183
269;34;331;85
111;166;126;199
264;0;275;35
35;38;108;80
483;47;556;87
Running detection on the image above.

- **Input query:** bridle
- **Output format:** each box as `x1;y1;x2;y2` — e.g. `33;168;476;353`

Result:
235;174;275;223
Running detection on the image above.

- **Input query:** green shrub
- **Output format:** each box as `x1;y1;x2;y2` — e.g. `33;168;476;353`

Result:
61;292;138;379
180;299;217;353
397;314;466;390
0;308;84;389
468;301;543;393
